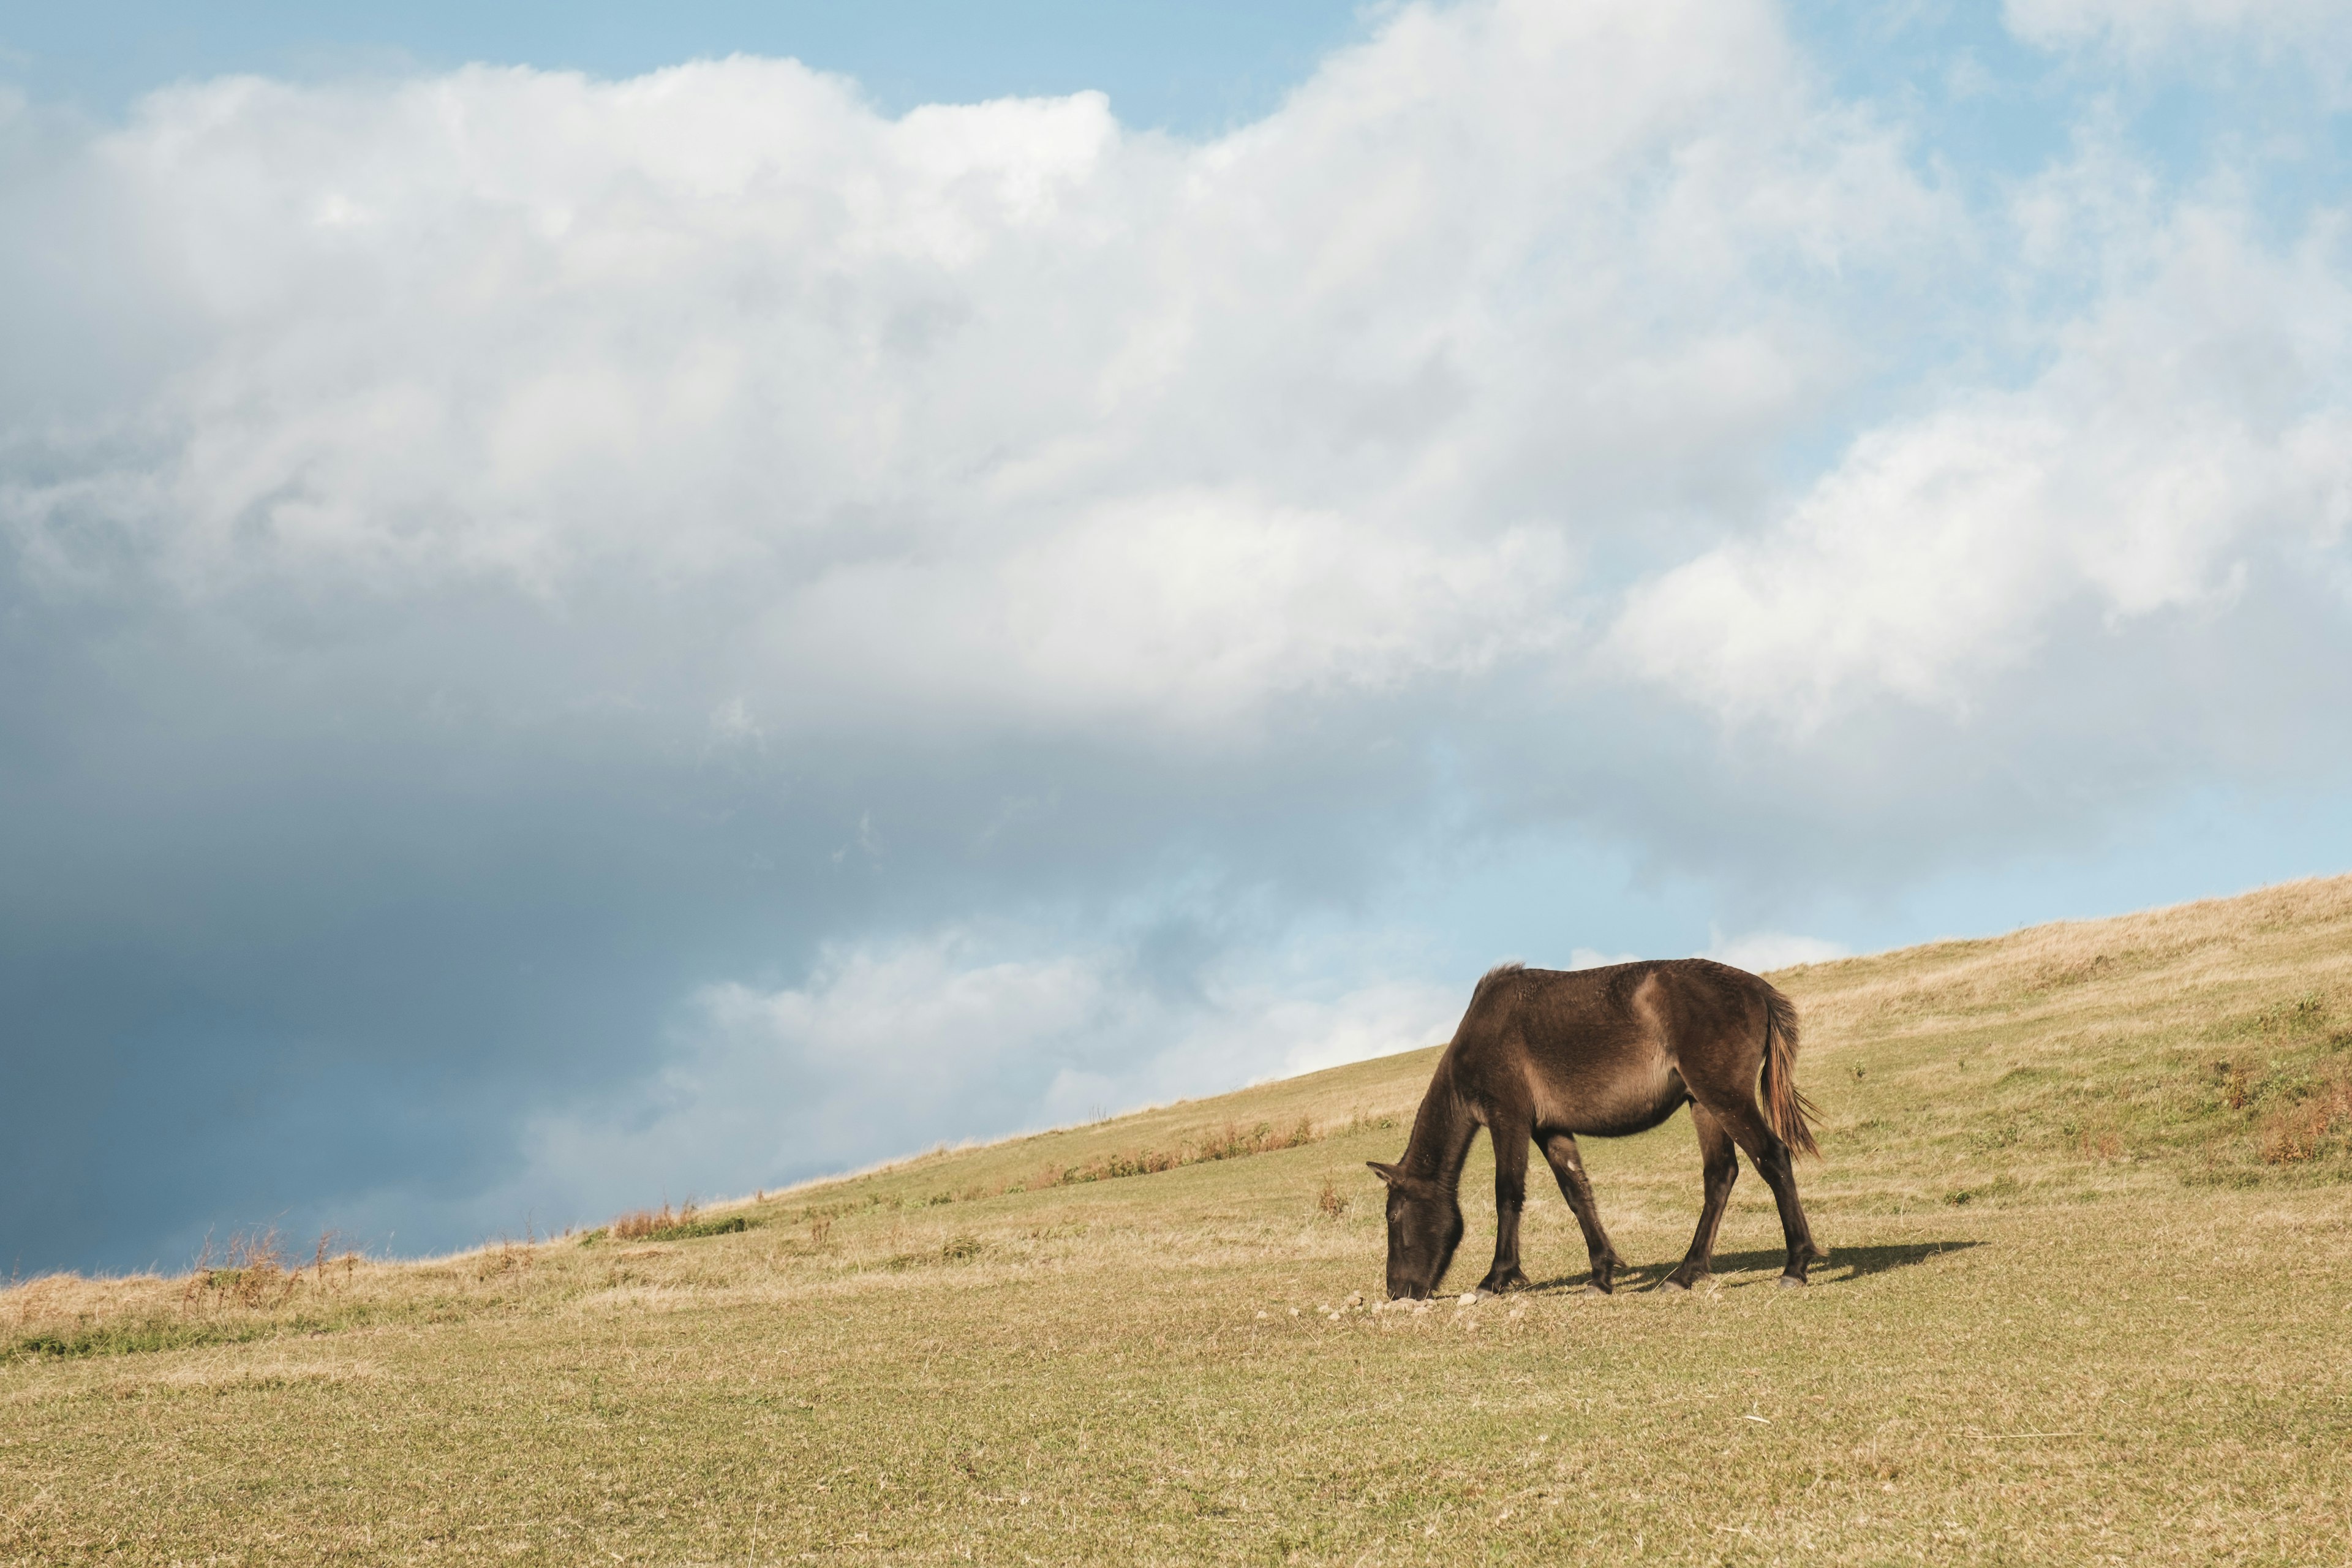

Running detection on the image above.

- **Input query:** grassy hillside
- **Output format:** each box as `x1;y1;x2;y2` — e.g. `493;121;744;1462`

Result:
6;875;2351;1565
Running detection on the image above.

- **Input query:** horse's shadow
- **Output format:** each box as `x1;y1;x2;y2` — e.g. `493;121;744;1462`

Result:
1525;1240;1978;1295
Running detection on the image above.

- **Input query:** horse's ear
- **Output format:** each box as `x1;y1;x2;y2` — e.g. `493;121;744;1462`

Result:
1366;1161;1401;1186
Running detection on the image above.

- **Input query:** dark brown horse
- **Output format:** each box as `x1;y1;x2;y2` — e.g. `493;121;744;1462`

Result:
1369;959;1825;1298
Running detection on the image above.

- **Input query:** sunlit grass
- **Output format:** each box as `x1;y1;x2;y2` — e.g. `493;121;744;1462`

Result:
4;875;2350;1564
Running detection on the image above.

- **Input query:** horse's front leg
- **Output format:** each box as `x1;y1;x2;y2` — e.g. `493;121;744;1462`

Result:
1477;1120;1533;1295
1541;1131;1626;1294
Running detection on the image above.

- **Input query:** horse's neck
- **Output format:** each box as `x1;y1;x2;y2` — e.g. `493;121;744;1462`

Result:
1401;1067;1478;1188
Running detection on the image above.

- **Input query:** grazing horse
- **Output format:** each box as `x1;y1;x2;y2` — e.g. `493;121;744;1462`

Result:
1369;959;1825;1298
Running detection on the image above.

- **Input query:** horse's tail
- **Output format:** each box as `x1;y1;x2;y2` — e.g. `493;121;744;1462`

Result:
1760;985;1821;1159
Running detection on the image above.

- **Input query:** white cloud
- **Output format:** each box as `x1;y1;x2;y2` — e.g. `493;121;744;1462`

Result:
485;928;1457;1219
0;1;1939;737
2005;0;2352;65
1216;976;1461;1082
767;489;1574;728
1608;202;2352;724
1703;930;1850;973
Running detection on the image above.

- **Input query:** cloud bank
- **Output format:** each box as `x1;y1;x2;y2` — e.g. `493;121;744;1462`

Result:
4;0;2350;1271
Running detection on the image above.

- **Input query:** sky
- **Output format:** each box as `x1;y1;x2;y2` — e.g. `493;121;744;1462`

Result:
4;0;2350;1276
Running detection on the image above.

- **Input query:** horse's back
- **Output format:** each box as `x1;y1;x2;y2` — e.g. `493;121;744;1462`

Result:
1452;959;1774;1137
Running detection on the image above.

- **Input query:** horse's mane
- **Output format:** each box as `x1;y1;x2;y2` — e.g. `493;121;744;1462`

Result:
1468;960;1526;1003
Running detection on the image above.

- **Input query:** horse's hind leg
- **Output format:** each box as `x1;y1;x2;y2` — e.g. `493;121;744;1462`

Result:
1476;1117;1534;1295
1540;1131;1625;1294
1663;1103;1738;1291
1698;1096;1825;1286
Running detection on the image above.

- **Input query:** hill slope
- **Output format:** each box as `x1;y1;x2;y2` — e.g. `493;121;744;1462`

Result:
5;876;2351;1565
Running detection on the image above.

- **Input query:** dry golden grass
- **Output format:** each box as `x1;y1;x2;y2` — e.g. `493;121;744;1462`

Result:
4;874;2351;1564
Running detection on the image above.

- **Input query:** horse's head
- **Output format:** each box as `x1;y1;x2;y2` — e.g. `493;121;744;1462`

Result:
1366;1161;1463;1300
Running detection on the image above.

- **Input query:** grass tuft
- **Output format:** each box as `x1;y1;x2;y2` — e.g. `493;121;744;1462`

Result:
586;1202;762;1246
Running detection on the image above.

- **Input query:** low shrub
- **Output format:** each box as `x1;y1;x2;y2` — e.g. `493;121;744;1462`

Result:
2260;1072;2352;1164
586;1203;759;1246
1035;1117;1321;1191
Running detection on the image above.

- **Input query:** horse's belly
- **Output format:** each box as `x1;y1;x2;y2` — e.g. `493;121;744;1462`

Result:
1534;1056;1687;1138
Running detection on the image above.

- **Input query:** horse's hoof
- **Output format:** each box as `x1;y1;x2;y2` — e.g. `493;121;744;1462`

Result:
1777;1273;1808;1289
1585;1281;1613;1297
